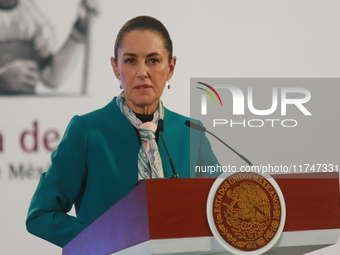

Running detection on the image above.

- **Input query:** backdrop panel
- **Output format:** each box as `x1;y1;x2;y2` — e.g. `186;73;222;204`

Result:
0;1;339;254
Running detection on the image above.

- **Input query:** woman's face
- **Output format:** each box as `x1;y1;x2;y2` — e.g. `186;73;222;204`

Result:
111;30;176;114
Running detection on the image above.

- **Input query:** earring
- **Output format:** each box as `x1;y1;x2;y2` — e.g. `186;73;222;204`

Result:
119;80;122;89
166;80;170;89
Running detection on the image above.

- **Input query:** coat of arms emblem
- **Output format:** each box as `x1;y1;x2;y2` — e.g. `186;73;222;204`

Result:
207;172;286;255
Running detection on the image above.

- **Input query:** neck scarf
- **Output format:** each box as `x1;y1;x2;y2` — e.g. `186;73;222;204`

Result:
115;92;164;180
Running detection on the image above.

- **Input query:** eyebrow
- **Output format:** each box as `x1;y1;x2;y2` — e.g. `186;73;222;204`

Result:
122;52;161;58
146;52;161;58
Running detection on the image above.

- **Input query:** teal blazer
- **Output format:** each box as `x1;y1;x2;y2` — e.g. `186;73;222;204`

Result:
26;98;218;247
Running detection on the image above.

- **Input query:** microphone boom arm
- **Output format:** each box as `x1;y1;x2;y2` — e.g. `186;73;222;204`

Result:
185;120;253;166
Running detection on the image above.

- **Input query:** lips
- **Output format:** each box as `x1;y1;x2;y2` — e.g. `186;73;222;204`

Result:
134;84;152;90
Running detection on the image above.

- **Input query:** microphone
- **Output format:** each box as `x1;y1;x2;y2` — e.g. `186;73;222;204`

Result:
184;120;206;132
158;119;179;178
185;120;253;166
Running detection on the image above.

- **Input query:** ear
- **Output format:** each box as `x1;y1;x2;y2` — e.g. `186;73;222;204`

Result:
110;57;121;80
167;56;177;80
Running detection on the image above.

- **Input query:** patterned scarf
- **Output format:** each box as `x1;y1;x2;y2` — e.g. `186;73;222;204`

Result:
116;92;164;180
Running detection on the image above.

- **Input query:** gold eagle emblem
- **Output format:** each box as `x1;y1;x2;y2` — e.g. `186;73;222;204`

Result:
212;173;282;251
225;182;271;224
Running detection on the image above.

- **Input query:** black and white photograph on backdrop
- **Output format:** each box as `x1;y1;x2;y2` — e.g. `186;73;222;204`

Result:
0;0;98;95
0;1;339;255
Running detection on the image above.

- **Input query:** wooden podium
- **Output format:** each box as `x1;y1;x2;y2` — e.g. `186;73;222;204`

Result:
63;173;340;255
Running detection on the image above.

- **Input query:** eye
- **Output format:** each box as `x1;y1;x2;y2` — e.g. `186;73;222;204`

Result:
148;58;160;64
124;58;135;64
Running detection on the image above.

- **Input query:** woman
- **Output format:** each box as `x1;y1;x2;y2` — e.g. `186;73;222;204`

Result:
26;16;218;247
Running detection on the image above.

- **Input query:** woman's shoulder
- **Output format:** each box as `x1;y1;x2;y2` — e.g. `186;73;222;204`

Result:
164;107;202;126
64;98;126;132
164;107;188;120
77;98;120;121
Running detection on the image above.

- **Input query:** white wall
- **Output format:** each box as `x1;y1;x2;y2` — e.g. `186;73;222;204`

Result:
0;0;339;254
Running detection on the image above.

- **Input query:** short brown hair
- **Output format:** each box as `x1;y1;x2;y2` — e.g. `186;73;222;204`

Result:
114;16;173;63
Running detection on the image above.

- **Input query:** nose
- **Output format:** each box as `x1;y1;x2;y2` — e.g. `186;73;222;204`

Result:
136;61;148;79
